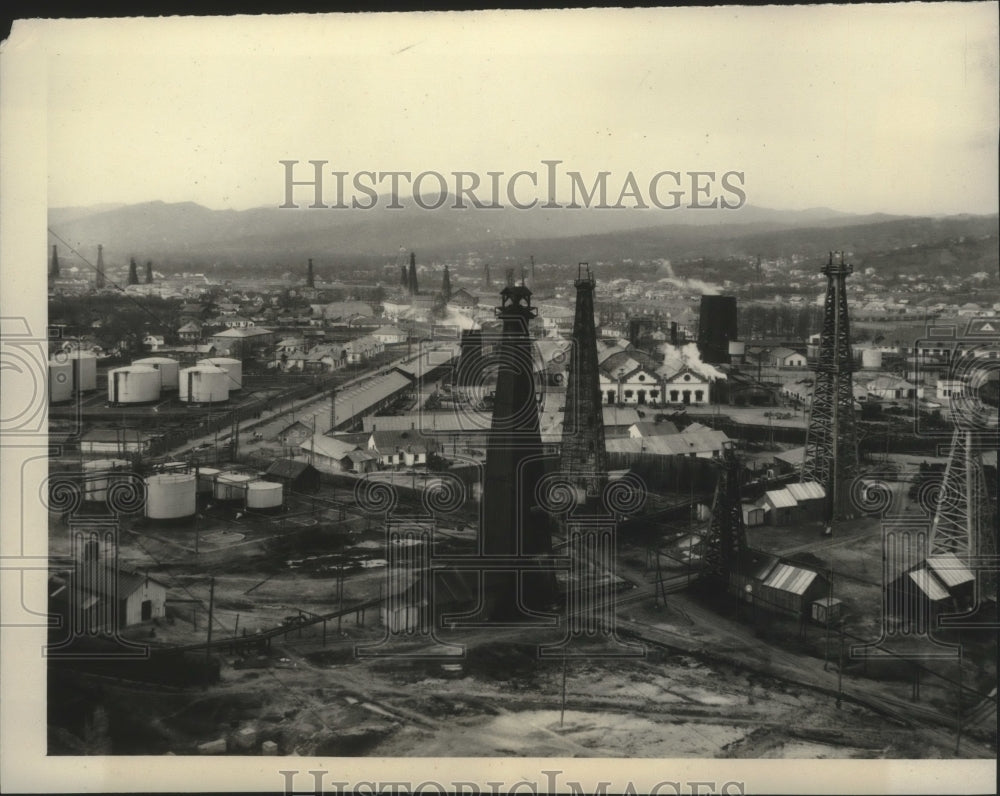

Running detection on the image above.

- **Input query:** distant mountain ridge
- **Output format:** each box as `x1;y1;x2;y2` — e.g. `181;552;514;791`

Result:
47;199;995;272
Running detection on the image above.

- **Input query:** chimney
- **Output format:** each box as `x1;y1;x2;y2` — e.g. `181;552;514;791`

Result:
670;322;678;345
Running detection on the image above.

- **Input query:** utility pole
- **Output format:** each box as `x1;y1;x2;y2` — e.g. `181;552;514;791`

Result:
824;568;834;671
205;577;215;661
560;656;568;727
955;648;964;754
337;567;345;634
836;620;844;709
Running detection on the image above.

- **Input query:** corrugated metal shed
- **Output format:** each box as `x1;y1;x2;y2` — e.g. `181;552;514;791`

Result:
762;563;818;595
763;488;798;509
926;553;975;588
786;481;826;502
908;568;950;601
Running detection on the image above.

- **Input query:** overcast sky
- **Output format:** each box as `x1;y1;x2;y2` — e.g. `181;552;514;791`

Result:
41;4;999;216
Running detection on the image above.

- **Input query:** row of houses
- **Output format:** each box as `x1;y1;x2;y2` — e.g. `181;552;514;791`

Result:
730;480;827;527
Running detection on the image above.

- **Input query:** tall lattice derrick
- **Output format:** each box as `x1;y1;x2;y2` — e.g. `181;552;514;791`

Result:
558;264;609;519
481;270;553;617
95;244;106;289
930;429;994;562
801;252;859;522
703;441;746;582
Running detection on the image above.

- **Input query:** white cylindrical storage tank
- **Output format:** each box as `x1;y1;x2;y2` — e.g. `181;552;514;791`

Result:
727;340;746;363
107;365;161;405
245;481;283;511
861;348;883;370
196;466;220;494
49;360;73;403
82;458;130;502
144;473;197;520
179;366;230;404
66;351;98;392
198;357;242;390
214;472;253;501
134;357;180;391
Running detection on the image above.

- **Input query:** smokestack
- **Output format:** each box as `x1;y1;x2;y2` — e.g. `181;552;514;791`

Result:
49;245;60;279
408;251;418;295
95;245;105;289
530;255;535;282
307;258;315;289
145;260;153;284
670;321;678;346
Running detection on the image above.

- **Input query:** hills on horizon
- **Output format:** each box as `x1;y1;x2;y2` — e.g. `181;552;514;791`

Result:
47;198;997;273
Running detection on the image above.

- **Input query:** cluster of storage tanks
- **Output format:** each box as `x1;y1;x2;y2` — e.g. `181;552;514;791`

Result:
176;357;242;405
141;465;284;522
48;351;98;403
49;351;245;406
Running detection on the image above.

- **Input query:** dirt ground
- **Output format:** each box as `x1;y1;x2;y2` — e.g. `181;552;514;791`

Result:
47;457;996;759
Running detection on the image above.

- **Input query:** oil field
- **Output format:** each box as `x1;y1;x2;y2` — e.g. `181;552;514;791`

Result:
43;250;998;761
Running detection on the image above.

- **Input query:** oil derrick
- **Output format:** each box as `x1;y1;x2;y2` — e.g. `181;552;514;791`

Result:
49;245;60;279
127;257;139;286
307;258;315;289
441;265;451;302
802;252;859;523
408;251;419;296
400;265;408;289
558;264;608;519
485;263;491;287
481;270;553;619
703;441;747;583
930;429;996;589
95;245;105;289
145;260;153;284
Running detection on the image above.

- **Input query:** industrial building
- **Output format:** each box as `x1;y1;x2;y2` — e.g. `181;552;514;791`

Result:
264;460;321;493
